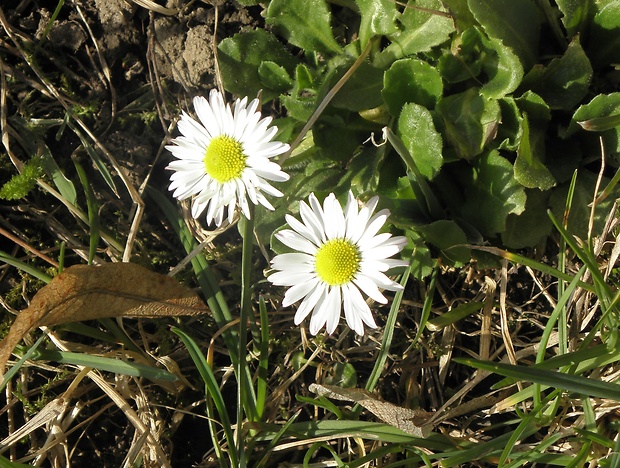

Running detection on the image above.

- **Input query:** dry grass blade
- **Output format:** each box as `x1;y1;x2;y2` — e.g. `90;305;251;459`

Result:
309;383;434;437
0;263;208;373
0;397;68;454
47;334;172;467
0;6;145;262
128;0;178;16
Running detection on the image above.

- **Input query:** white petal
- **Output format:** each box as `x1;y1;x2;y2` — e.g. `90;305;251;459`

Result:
271;252;315;271
300;197;327;244
346;283;377;333
324;287;341;334
295;283;327;326
283;278;319;306
322;193;345;239
268;271;316;287
285;215;322;247
353;274;388;304
309;288;334;335
275;230;318;255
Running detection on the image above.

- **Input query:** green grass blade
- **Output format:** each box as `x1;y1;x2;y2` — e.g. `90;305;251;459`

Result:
256;296;270;420
172;327;238;467
0;251;52;283
28;349;178;381
0;454;35;468
39;143;77;205
457;358;620;400
73;158;100;264
414;266;437;343
1;335;47;392
498;389;560;466
254;410;302;468
68;121;118;196
427;301;484;331
365;263;412;393
469;245;594;292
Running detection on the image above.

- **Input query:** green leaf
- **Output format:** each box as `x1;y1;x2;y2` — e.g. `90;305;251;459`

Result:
569;92;620;154
70;124;118;196
327;59;384;111
384;128;444;219
588;0;620;68
335;145;386;194
355;0;399;46
457;358;620;401
502;189;553;248
460;151;527;236
525;36;592;110
477;32;523;99
436;88;501;159
258;61;293;92
556;0;593;38
516;90;551;122
40;145;78;205
397;102;443;180
549;170;618;240
468;0;540;69
266;0;341;54
172;327;239;466
218;29;297;99
324;362;358;387
0;455;34;468
313;113;369;161
495;97;523;151
375;0;454;68
577;113;620;132
436;26;523;98
419;220;470;266
514;115;556;190
442;0;477;31
382;58;443;116
407;229;434;280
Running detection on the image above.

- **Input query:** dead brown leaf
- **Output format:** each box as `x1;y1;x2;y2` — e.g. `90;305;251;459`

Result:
0;263;208;373
309;383;435;438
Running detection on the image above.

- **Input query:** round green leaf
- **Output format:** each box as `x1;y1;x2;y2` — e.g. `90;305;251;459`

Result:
266;0;341;54
397;102;443;180
383;58;443;116
375;0;454;67
419;220;470;266
218;29;297;99
515;115;556;190
436;88;501;159
258;61;293;92
460;151;527;237
355;0;399;46
570;92;620;154
588;0;620;68
502;189;552;248
468;0;540;69
526;36;592;110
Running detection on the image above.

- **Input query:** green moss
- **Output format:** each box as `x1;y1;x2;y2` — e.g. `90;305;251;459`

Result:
0;157;43;200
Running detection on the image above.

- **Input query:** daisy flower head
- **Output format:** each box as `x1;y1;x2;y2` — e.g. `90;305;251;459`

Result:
166;89;290;226
268;192;409;336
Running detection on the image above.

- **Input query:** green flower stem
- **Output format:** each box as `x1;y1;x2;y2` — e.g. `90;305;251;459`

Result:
237;205;256;467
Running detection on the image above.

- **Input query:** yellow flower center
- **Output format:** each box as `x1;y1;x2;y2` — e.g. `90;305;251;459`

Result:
314;239;360;286
204;135;246;182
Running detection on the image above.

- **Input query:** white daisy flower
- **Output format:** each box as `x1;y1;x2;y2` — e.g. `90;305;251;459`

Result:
268;192;409;336
166;89;290;226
